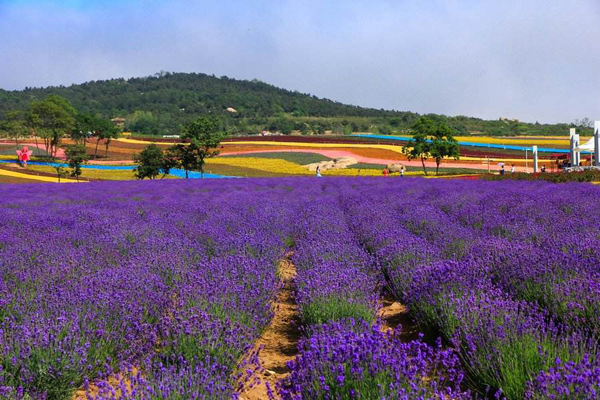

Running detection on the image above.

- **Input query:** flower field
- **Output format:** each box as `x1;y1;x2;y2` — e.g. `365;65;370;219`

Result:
0;178;598;399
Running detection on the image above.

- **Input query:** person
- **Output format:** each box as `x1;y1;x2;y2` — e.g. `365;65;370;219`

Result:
16;146;32;167
383;167;389;177
511;164;515;174
541;165;546;173
500;165;505;175
316;165;322;178
400;165;405;177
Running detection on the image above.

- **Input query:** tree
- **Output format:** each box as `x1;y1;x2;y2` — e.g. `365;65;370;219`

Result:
65;144;89;182
94;120;118;159
162;146;180;176
429;123;460;175
72;113;95;144
74;113;119;158
28;95;76;159
276;117;293;135
125;111;161;135
0;111;29;148
170;144;197;179
178;116;227;178
54;166;67;183
574;118;593;128
403;117;434;175
133;144;174;180
103;127;120;158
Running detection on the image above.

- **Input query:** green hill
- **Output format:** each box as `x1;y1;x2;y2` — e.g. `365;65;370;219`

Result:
0;71;587;136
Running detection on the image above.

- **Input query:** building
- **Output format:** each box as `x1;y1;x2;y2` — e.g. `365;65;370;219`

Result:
111;117;126;128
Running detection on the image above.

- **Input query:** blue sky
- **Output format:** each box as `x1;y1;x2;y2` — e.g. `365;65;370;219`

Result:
1;0;599;123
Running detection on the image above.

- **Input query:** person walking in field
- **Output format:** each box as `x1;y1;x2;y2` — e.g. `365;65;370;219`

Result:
511;164;516;173
500;165;505;175
400;165;405;177
383;167;389;177
316;166;322;178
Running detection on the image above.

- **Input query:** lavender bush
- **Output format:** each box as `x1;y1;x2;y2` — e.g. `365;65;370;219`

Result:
0;178;598;399
278;319;473;400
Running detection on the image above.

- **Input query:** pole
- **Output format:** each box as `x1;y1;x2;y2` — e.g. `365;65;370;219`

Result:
570;128;576;167
574;134;580;167
533;145;538;173
595;121;600;167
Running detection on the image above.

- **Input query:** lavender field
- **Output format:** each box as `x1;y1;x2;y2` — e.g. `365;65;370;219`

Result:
0;178;598;399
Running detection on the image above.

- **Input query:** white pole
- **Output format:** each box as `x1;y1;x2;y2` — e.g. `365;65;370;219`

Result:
595;121;600;167
533;145;538;173
570;128;576;167
574;134;580;167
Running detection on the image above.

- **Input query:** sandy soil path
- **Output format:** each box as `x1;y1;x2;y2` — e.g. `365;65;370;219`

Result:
377;293;420;341
238;253;300;400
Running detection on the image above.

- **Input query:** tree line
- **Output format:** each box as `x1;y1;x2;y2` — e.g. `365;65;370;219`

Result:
0;72;590;137
0;94;119;180
136;116;459;179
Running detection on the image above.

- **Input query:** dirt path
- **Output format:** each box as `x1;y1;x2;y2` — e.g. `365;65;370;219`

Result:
238;253;300;400
377;292;420;342
72;367;138;400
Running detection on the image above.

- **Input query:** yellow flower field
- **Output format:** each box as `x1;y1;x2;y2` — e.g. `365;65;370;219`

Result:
207;157;312;175
321;169;422;177
0;167;82;183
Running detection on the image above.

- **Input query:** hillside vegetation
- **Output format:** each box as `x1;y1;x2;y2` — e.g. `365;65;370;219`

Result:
0;71;589;136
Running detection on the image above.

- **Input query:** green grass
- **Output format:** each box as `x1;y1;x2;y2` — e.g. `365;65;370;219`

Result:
300;295;375;326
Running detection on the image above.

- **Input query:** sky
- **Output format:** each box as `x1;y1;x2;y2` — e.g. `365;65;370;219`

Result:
1;0;599;124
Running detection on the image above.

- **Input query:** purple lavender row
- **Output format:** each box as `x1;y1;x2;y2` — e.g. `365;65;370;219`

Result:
279;319;471;400
279;188;473;399
291;196;380;327
340;179;599;399
360;179;599;336
425;181;600;335
0;180;293;399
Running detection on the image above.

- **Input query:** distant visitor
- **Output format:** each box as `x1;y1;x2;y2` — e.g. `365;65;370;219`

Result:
16;146;33;167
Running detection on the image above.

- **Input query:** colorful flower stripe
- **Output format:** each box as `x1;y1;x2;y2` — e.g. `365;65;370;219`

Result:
208;156;428;176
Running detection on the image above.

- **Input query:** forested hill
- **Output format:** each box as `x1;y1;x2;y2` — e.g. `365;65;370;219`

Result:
0;72;586;136
0;72;404;119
